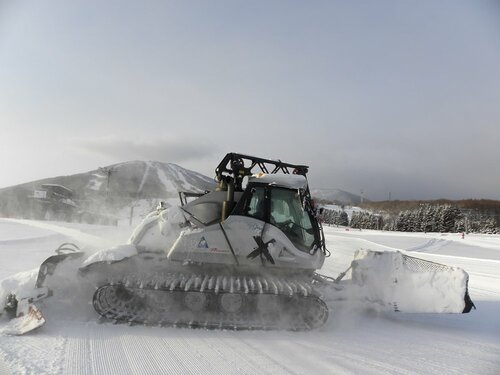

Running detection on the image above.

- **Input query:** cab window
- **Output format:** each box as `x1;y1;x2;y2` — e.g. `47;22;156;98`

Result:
233;185;317;252
270;188;315;251
238;186;266;221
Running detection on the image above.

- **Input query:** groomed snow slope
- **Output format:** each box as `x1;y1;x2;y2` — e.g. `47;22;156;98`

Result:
0;219;499;375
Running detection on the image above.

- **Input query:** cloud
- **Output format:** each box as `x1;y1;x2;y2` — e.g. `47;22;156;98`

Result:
77;136;219;164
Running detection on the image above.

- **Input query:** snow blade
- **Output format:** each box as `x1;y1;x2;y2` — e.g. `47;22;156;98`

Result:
1;300;45;335
351;250;475;313
35;248;84;288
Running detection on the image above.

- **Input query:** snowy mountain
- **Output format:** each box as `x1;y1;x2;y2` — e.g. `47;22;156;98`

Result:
0;161;362;221
84;160;216;197
0;161;216;220
310;188;364;204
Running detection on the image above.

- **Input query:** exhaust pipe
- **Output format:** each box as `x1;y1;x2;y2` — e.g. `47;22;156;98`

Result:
221;178;235;222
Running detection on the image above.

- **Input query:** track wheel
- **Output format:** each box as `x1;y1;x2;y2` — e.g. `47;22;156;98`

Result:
184;292;207;312
220;293;243;313
115;285;134;302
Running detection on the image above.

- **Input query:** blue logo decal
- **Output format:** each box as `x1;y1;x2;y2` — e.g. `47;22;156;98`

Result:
197;236;209;248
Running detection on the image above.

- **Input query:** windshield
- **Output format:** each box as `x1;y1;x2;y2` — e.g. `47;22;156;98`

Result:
269;188;316;251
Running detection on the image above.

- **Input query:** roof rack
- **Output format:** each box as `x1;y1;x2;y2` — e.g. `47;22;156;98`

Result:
215;152;309;183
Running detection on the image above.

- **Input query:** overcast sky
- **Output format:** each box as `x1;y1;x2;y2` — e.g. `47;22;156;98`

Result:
1;0;499;200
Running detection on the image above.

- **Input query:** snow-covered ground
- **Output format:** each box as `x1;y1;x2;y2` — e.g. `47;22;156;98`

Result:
0;219;499;374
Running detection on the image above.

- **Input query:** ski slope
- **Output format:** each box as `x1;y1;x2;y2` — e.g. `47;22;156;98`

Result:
0;219;499;374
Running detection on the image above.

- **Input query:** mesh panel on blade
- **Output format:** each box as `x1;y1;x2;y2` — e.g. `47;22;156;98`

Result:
401;254;452;272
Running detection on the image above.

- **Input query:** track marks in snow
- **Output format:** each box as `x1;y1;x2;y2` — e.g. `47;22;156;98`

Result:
63;325;91;375
125;335;191;374
157;334;219;374
61;323;310;375
63;324;143;375
240;333;416;375
88;326;133;375
188;332;296;375
370;313;500;374
126;329;295;375
405;238;448;252
0;334;64;375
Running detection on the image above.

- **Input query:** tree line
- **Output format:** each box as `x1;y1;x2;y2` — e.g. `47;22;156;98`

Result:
321;204;498;233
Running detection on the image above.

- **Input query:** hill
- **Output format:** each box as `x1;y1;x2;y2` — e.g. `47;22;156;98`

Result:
309;188;364;205
0;161;362;223
0;161;216;222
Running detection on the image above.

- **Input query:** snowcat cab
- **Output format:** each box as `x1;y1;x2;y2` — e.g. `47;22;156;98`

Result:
234;175;320;254
168;153;327;272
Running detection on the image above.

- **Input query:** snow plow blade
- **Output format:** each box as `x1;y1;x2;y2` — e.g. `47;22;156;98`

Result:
35;243;84;288
351;250;475;313
1;299;45;335
0;243;83;336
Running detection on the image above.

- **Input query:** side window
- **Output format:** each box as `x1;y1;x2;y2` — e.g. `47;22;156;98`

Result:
270;191;292;226
241;186;266;221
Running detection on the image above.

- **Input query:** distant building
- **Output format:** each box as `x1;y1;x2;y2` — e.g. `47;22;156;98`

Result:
32;184;78;221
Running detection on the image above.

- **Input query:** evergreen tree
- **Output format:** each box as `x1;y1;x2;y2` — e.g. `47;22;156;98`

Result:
480;217;497;234
339;211;349;226
350;212;360;228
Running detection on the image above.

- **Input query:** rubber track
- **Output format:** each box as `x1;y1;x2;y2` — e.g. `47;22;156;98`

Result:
92;273;328;331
